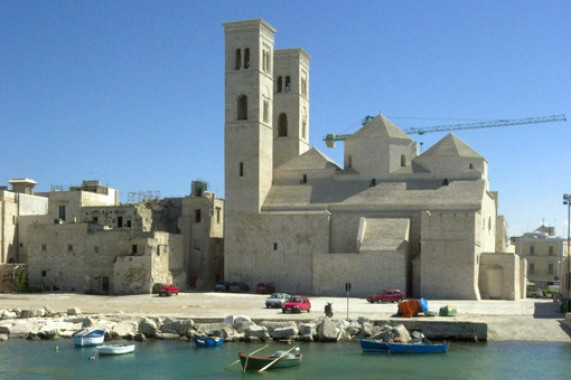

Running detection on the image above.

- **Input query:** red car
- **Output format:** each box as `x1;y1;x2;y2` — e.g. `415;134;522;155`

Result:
158;284;179;296
255;282;275;294
366;289;404;303
282;295;311;313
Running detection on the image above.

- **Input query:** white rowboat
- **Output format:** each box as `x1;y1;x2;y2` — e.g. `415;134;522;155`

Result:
98;343;136;355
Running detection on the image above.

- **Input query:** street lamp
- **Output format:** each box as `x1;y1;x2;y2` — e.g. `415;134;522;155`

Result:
564;194;571;312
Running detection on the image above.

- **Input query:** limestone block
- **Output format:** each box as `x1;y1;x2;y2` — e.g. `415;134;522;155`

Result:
0;324;11;334
195;322;233;338
271;326;299;340
299;323;317;337
259;320;297;333
160;318;194;334
139;318;158;337
318;319;339;342
1;311;17;320
244;325;269;341
155;332;181;340
234;315;251;325
112;321;138;338
0;333;8;341
67;308;81;316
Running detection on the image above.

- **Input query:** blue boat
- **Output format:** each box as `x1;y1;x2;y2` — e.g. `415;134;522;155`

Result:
360;338;448;354
193;336;223;348
73;329;105;347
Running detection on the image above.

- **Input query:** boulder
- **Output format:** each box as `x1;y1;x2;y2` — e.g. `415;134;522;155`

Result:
0;333;8;341
112;321;138;338
259;320;297;333
271;326;299;340
160;318;193;334
244;325;269;341
139;318;159;337
1;311;17;320
67;308;81;316
318;318;339;342
299;323;317;337
195;322;234;339
0;324;11;335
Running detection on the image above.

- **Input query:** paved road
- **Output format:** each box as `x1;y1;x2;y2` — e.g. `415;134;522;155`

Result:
1;292;570;341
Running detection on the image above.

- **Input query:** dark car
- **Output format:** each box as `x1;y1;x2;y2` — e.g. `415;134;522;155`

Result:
157;283;179;296
366;289;404;303
229;282;250;292
282;295;311;313
214;282;230;292
255;282;275;294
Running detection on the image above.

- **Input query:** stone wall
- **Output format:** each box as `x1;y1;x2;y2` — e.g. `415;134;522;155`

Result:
479;252;522;300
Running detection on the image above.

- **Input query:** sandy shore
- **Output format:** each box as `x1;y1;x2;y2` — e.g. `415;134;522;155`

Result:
1;292;570;342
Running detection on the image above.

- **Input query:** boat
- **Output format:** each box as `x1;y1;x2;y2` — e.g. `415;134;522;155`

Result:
238;348;302;371
193;336;224;348
97;343;135;356
360;338;449;354
73;329;105;347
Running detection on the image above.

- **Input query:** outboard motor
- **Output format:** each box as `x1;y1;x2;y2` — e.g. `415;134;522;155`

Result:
324;302;333;318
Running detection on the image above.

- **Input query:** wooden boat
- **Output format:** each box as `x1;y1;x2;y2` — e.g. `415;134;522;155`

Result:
238;348;302;371
360;338;448;354
98;343;135;355
193;336;223;348
73;329;105;347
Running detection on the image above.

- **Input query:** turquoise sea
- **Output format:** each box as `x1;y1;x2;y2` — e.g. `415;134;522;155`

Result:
1;339;570;379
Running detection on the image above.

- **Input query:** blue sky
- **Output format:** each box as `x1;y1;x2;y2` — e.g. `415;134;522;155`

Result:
1;1;569;237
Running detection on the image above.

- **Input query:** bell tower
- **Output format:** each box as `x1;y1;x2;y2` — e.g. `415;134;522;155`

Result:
223;20;275;214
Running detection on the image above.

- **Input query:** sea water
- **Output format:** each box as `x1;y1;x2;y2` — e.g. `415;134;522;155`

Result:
0;339;570;379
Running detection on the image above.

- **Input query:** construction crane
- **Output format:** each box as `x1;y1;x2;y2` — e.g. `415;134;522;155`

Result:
323;114;567;148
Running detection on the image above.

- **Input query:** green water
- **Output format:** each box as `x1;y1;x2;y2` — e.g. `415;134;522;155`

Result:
0;339;569;379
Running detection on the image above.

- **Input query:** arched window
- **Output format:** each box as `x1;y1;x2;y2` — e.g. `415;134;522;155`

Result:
235;49;241;70
285;76;291;92
244;48;250;69
277;76;283;93
278;113;288;136
237;95;248;120
401;154;406;167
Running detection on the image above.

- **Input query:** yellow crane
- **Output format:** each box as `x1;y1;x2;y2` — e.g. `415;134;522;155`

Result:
324;114;567;148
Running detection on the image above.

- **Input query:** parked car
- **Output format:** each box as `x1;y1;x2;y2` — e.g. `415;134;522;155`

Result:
157;283;179;296
282;295;311;313
256;282;275;294
214;282;230;292
265;293;290;308
229;282;250;292
366;289;404;303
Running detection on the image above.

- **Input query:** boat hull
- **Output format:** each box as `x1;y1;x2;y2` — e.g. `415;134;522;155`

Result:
98;344;135;355
238;352;302;370
73;329;105;347
360;338;448;354
194;337;223;348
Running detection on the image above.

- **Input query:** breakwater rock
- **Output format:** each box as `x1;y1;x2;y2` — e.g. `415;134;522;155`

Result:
0;306;487;343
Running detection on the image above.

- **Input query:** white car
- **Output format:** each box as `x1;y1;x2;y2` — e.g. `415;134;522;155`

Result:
265;293;290;308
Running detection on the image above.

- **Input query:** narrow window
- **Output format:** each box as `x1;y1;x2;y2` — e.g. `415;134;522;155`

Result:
549;245;554;256
244;48;250;69
263;100;269;123
132;244;138;254
92;216;98;224
126;220;132;228
285;76;291;92
237;95;248;120
301;174;307;184
239;162;244;177
42;244;47;251
548;263;554;274
529;245;535;255
68;244;73;252
41;270;47;277
94;246;99;253
347;156;352;168
529;263;535;274
273;243;278;250
302;119;307;139
216;207;221;223
278;113;288;136
277;76;283;93
58;205;66;221
401;154;406;167
469;163;474;169
301;76;307;97
117;216;123;228
235;48;241;70
262;50;267;71
442;178;449;186
195;209;201;223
